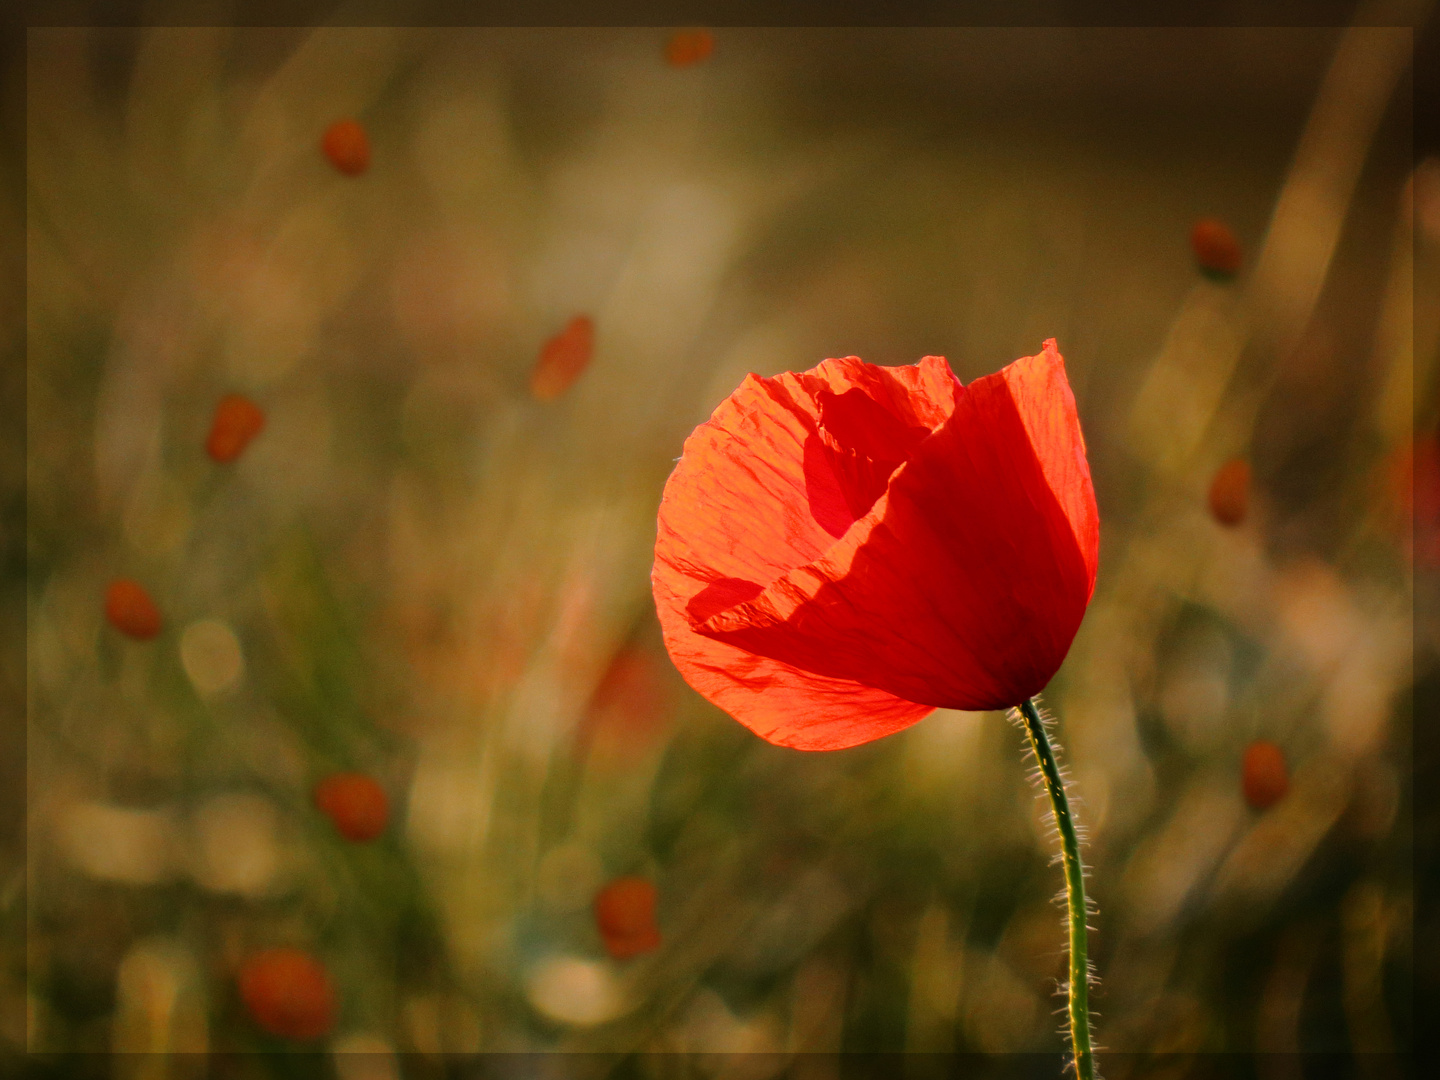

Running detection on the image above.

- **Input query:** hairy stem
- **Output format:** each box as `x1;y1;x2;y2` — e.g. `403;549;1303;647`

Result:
1018;696;1094;1080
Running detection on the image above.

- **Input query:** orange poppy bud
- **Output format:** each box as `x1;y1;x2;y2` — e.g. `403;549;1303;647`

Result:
1242;739;1289;810
594;876;661;960
1208;458;1251;526
321;119;370;176
313;772;389;842
530;315;595;402
206;394;266;463
105;579;162;640
666;29;714;68
238;948;336;1041
1190;218;1242;277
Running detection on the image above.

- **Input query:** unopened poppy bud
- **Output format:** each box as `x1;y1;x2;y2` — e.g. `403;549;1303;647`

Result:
206;394;266;463
105;579;162;640
530;315;595;401
238;948;336;1041
1190;218;1243;278
666;29;714;67
1242;739;1289;810
594;876;661;960
313;772;389;842
1208;458;1251;526
321;119;370;176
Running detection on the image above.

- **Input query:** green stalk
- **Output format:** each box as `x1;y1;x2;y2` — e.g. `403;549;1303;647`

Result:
1018;697;1095;1080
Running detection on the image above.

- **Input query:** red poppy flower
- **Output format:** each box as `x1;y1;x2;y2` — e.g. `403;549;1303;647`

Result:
666;29;715;67
206;394;266;463
238;947;337;1041
1190;217;1242;277
313;772;389;842
530;315;595;401
652;339;1098;751
594;877;662;960
1241;739;1289;810
1207;458;1251;526
321;119;370;176
105;579;163;640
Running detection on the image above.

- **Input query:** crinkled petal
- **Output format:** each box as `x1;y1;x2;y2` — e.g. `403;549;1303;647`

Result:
652;355;957;749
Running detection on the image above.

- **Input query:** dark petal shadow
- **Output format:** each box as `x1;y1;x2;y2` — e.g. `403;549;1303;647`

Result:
816;387;930;463
803;433;859;539
803;390;934;540
805;433;906;534
686;577;764;625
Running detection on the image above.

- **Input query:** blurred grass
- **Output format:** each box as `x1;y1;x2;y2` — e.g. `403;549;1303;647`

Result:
10;21;1430;1078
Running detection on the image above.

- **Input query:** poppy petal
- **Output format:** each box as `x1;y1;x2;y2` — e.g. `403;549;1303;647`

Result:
653;569;935;749
652;356;958;749
697;341;1097;724
658;354;957;588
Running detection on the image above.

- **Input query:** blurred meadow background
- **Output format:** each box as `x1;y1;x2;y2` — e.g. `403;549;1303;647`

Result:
11;16;1437;1078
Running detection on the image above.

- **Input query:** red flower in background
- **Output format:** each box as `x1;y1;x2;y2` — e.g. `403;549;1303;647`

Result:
1190;217;1243;277
1241;739;1289;810
530;315;595;401
206;394;266;463
666;29;715;67
1208;458;1251;526
313;773;389;842
321;119;370;176
652;340;1098;751
105;579;162;640
594;877;662;960
238;948;336;1041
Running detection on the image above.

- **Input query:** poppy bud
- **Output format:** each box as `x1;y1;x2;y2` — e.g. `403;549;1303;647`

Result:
206;394;266;463
666;29;714;67
530;315;595;401
1242;739;1289;810
594;876;661;960
105;579;162;640
238;948;336;1041
1208;458;1251;526
321;119;370;176
1190;218;1242;278
313;772;389;842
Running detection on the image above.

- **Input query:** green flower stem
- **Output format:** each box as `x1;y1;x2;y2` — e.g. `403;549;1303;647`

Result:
1018;696;1095;1080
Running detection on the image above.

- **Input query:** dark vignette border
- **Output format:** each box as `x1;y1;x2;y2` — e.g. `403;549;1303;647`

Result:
0;1050;1425;1077
2;1;1433;1075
